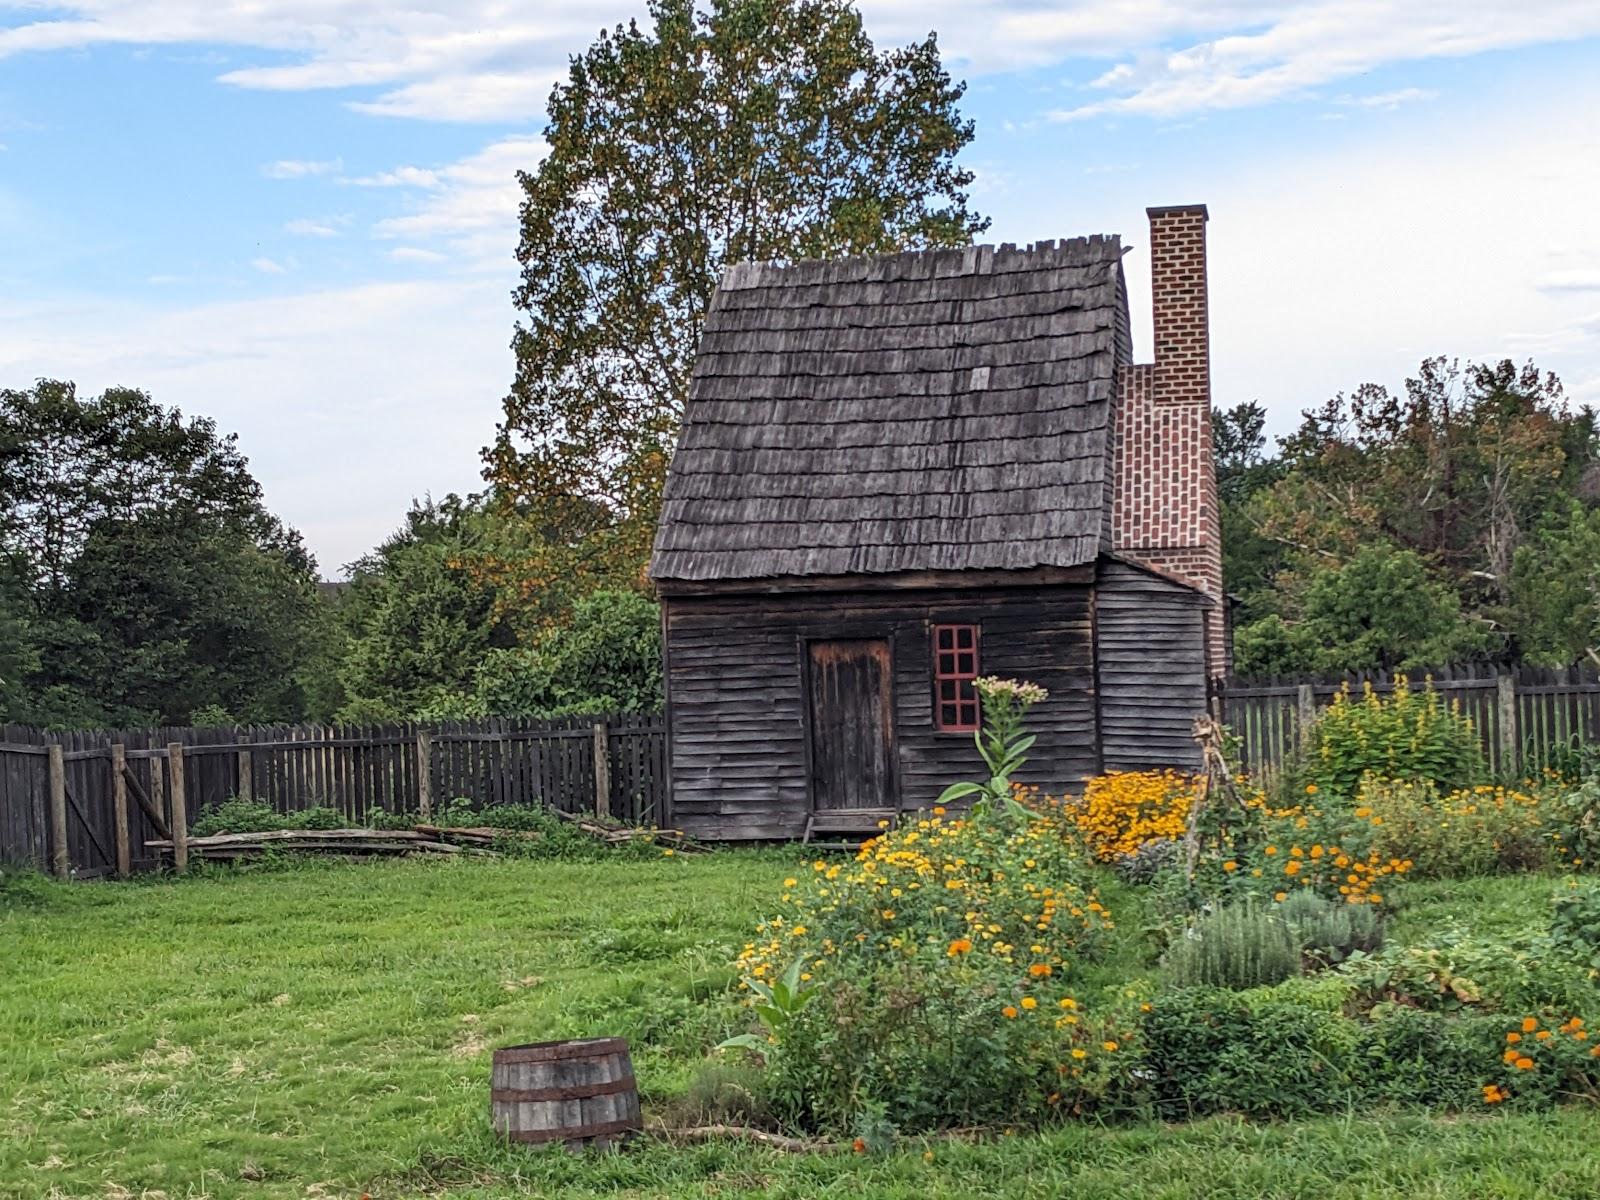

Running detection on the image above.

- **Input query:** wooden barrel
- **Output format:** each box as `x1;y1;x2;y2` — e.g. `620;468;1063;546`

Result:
490;1037;642;1150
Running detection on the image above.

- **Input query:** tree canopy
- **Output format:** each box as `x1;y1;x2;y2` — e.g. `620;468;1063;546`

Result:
1223;358;1600;675
0;381;331;726
487;0;986;622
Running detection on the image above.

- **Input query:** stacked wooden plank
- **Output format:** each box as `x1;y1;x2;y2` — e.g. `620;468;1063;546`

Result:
145;827;498;862
147;817;706;863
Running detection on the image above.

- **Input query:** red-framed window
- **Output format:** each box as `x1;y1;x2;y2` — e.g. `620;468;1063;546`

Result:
932;624;980;731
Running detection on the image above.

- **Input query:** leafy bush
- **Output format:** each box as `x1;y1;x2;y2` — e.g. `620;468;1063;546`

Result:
1295;677;1484;798
1357;777;1552;878
1072;770;1199;862
1165;901;1302;990
1485;1012;1600;1108
1142;987;1356;1118
190;799;349;837
1353;1007;1504;1108
1547;776;1600;869
1189;786;1410;910
728;802;1131;1131
1277;889;1383;965
1551;882;1600;970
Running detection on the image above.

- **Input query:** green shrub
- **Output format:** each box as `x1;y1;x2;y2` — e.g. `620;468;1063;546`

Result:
189;798;283;836
1353;1007;1504;1108
1165;901;1302;990
1142;987;1356;1118
1295;677;1484;798
677;1061;773;1128
1551;881;1600;970
1356;776;1551;878
190;800;350;837
1547;776;1600;869
1278;890;1383;965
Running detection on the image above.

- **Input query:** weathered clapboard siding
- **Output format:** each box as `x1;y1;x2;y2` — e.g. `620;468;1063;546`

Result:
662;584;1100;840
1095;559;1208;769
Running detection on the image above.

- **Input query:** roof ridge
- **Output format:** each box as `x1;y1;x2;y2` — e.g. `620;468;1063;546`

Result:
719;233;1123;292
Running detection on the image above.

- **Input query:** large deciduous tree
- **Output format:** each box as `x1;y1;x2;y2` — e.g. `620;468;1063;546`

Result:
488;0;986;617
0;380;330;726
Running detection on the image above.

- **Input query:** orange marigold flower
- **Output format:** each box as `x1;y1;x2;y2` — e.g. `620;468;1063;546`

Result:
1029;963;1052;978
1002;1006;1019;1019
1522;1017;1539;1033
1515;1057;1536;1070
1506;1031;1521;1044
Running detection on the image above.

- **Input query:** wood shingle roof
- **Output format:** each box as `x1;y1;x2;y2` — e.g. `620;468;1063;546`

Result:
650;235;1130;582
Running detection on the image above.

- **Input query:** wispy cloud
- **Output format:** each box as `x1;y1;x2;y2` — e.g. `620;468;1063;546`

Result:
1336;87;1437;110
1538;270;1600;294
8;2;1600;124
285;216;347;237
387;246;447;264
1048;2;1600;122
251;256;288;275
262;158;341;180
368;136;544;269
347;166;442;189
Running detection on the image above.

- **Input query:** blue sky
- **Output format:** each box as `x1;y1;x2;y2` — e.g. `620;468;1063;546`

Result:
3;3;1600;575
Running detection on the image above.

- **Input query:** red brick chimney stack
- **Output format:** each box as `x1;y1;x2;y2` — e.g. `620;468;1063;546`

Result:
1111;204;1226;676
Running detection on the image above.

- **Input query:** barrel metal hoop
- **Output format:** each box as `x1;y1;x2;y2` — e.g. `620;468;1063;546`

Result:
491;1076;637;1103
493;1038;631;1065
503;1117;642;1144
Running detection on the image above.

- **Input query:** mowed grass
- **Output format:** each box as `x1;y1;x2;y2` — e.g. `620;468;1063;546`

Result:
3;854;1597;1200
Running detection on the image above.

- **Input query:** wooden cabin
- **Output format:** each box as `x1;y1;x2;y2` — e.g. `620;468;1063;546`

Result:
648;205;1226;841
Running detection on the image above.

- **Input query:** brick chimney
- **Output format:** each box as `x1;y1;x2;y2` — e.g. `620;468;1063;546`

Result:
1110;204;1226;676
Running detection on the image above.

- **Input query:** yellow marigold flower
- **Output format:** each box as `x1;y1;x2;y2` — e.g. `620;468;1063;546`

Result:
784;878;798;888
881;910;895;920
1021;997;1038;1010
1071;1048;1087;1059
1222;861;1238;872
1102;1040;1118;1052
1274;891;1288;902
1284;861;1302;876
1264;845;1278;856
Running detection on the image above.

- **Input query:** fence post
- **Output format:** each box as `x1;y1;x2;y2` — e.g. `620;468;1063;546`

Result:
167;742;189;874
111;743;131;878
593;722;611;819
1498;674;1519;775
237;737;254;804
1296;684;1316;751
47;744;69;880
416;729;433;821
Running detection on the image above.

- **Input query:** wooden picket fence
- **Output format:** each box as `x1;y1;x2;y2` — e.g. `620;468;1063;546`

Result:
0;714;667;880
1213;663;1600;779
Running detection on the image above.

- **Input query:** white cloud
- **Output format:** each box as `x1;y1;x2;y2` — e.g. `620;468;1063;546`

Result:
368;136;544;270
261;158;341;179
1336;87;1437;110
251;256;288;274
347;166;442;189
387;246;447;264
284;216;346;236
1;279;512;573
7;2;1599;123
1047;2;1600;122
1538;270;1600;294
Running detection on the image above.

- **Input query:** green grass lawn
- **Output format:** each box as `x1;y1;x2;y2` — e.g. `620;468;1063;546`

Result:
3;854;1595;1200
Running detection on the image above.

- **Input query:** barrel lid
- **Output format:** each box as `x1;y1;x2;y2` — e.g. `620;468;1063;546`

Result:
493;1037;630;1064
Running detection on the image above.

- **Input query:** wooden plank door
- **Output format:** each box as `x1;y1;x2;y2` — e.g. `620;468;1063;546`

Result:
806;639;895;811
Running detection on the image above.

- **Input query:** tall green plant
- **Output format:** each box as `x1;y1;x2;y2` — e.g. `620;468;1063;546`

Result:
1296;676;1483;798
937;676;1047;818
